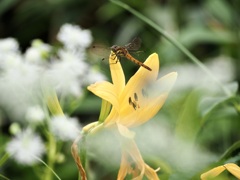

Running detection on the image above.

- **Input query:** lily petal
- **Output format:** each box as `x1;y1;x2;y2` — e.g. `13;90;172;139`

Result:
109;52;125;95
201;163;240;179
87;81;120;111
117;123;135;139
136;72;178;125
117;128;159;180
145;72;178;99
103;109;118;125
121;53;159;102
117;151;131;180
224;163;240;179
113;53;159;126
122;93;168;127
119;72;178;127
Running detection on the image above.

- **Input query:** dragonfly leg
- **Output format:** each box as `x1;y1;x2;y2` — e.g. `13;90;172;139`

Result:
110;53;121;64
116;56;121;63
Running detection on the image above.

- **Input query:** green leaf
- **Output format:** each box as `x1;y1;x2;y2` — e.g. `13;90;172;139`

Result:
179;26;235;47
96;2;123;22
204;0;233;27
174;90;201;142
199;82;239;120
225;82;239;95
98;99;111;123
199;97;229;118
219;141;240;161
0;0;18;16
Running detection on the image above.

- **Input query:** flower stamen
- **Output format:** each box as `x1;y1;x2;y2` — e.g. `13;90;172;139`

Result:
128;92;140;110
134;92;138;101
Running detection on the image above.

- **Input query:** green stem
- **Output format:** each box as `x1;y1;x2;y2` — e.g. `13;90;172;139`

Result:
34;155;61;180
44;134;57;180
110;0;231;96
0;153;9;167
80;134;87;169
0;174;10;180
98;99;111;123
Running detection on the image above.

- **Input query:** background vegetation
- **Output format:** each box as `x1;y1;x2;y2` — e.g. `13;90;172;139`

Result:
0;0;240;179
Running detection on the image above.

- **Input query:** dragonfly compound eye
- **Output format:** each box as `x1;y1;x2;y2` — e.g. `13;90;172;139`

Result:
111;45;118;51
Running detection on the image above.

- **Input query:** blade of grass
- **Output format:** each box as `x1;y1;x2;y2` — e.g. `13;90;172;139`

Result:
110;0;231;97
0;174;10;180
219;141;240;161
33;155;61;180
0;153;9;167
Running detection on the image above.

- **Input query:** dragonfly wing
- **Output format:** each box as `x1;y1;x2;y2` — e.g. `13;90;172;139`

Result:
124;37;142;51
89;44;111;57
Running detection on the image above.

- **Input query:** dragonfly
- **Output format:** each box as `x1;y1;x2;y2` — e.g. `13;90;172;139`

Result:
91;37;152;71
110;37;152;71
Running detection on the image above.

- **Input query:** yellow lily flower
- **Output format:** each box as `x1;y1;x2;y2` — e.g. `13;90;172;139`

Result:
87;52;177;179
87;52;177;128
117;124;160;180
201;163;240;179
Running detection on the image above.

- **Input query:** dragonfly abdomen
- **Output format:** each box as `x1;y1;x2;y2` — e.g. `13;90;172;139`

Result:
125;53;152;71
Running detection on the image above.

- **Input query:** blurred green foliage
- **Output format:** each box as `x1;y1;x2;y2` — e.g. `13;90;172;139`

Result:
1;0;239;76
1;0;240;179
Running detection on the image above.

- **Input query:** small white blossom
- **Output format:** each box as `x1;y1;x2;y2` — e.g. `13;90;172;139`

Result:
49;115;81;141
0;53;22;70
9;123;21;135
25;39;51;64
85;67;107;84
0;62;43;121
0;38;22;70
58;49;86;63
57;23;92;49
25;105;45;123
0;38;19;53
44;50;89;96
6;128;45;165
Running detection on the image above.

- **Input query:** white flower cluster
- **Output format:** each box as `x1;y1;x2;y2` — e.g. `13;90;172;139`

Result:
57;23;92;50
25;39;51;64
0;38;22;70
0;23;106;122
1;23;101;165
49;115;82;141
0;38;19;53
6;129;45;165
25;105;45;124
43;24;106;96
6;114;82;165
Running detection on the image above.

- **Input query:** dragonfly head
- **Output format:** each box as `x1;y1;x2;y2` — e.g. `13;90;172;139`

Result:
111;45;127;56
110;45;119;52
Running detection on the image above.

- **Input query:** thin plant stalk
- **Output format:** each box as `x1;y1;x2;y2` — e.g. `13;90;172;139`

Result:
44;133;58;180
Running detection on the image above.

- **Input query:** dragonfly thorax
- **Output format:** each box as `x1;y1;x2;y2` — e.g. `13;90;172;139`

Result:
111;45;128;57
